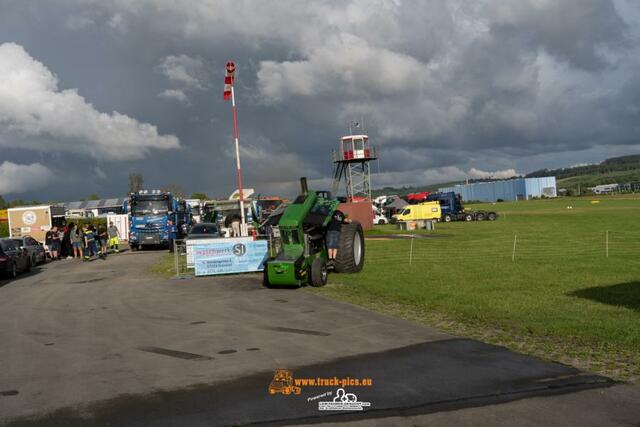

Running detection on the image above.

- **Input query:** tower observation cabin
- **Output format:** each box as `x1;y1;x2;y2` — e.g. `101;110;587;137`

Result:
332;134;378;202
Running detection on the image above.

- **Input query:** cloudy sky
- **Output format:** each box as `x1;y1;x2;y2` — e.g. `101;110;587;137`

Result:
1;0;639;201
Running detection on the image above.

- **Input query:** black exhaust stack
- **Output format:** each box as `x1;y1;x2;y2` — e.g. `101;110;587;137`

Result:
300;177;308;195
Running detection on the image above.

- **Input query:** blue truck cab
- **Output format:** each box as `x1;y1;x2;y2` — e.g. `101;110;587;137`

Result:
426;191;498;222
126;190;191;250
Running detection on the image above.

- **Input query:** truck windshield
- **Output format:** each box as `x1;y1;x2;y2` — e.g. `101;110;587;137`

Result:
131;200;170;215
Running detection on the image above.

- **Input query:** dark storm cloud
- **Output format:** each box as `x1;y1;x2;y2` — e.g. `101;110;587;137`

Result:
0;0;639;201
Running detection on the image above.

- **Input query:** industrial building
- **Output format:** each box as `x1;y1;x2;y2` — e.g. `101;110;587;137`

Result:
63;198;127;217
438;177;557;202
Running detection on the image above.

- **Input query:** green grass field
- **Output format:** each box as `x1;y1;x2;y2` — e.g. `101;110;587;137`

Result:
310;195;640;382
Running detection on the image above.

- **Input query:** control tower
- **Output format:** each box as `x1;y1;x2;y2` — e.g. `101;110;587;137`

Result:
332;134;377;202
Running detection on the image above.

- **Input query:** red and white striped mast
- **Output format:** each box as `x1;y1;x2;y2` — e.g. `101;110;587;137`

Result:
224;61;247;236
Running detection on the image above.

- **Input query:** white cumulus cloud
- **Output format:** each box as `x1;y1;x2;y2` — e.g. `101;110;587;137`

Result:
468;168;521;180
156;54;208;90
0;161;54;195
158;89;190;105
0;42;180;161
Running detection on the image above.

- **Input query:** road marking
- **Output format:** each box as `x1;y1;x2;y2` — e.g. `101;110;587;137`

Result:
264;326;330;336
137;346;213;361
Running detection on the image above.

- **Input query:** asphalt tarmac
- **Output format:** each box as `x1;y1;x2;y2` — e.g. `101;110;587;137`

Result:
0;251;638;426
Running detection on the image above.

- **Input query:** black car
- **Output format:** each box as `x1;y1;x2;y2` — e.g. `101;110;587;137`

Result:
186;223;220;239
0;238;31;279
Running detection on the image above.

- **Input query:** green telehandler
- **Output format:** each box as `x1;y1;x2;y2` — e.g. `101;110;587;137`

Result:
262;177;365;288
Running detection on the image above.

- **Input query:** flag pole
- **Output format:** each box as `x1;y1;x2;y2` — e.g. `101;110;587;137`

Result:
230;80;247;236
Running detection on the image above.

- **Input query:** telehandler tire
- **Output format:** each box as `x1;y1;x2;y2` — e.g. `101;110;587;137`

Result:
334;221;365;273
263;266;274;288
310;258;328;287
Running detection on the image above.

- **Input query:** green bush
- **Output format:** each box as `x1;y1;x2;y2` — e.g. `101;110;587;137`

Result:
66;218;107;229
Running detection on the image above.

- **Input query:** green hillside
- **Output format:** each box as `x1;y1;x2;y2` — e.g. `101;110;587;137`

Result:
373;154;640;197
558;170;640;192
528;154;640;180
371;181;459;198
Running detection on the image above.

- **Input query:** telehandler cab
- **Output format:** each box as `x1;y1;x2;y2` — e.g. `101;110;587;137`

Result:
262;177;365;288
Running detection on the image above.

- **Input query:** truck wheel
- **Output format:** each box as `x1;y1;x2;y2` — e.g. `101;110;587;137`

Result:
334;221;365;273
377;219;385;225
488;212;497;221
443;214;452;223
130;244;139;251
310;258;328;287
465;214;473;222
476;212;486;221
10;263;17;279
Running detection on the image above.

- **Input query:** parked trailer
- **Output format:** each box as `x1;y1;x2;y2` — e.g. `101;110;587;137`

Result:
427;192;498;222
7;205;66;243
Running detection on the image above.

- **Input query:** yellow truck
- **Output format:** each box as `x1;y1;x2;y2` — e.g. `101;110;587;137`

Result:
392;201;441;222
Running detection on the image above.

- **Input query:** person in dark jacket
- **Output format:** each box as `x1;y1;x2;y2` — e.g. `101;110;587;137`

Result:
83;224;97;261
97;224;109;256
46;226;61;260
167;219;177;253
326;210;351;265
61;223;72;259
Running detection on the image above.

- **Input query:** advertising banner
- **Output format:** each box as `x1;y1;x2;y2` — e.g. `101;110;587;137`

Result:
193;238;269;276
186;237;220;268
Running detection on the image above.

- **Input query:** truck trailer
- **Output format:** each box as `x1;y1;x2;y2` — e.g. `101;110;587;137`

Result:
8;205;66;243
427;192;497;222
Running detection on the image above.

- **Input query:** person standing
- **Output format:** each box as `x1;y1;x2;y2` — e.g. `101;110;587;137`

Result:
83;224;97;261
97;223;109;256
46;226;61;260
231;219;241;237
107;221;120;253
45;227;56;261
69;223;83;259
326;210;351;266
167;219;177;253
61;223;72;259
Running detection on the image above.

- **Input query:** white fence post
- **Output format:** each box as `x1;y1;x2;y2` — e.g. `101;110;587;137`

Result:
174;239;179;278
606;230;609;258
409;235;414;265
512;234;517;261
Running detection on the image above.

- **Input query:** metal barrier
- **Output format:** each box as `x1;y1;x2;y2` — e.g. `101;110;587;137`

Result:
172;239;191;279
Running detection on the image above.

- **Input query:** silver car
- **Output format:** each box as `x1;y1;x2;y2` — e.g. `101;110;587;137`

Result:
12;236;47;265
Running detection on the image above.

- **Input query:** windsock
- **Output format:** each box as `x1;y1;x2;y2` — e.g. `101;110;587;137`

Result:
223;61;235;100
